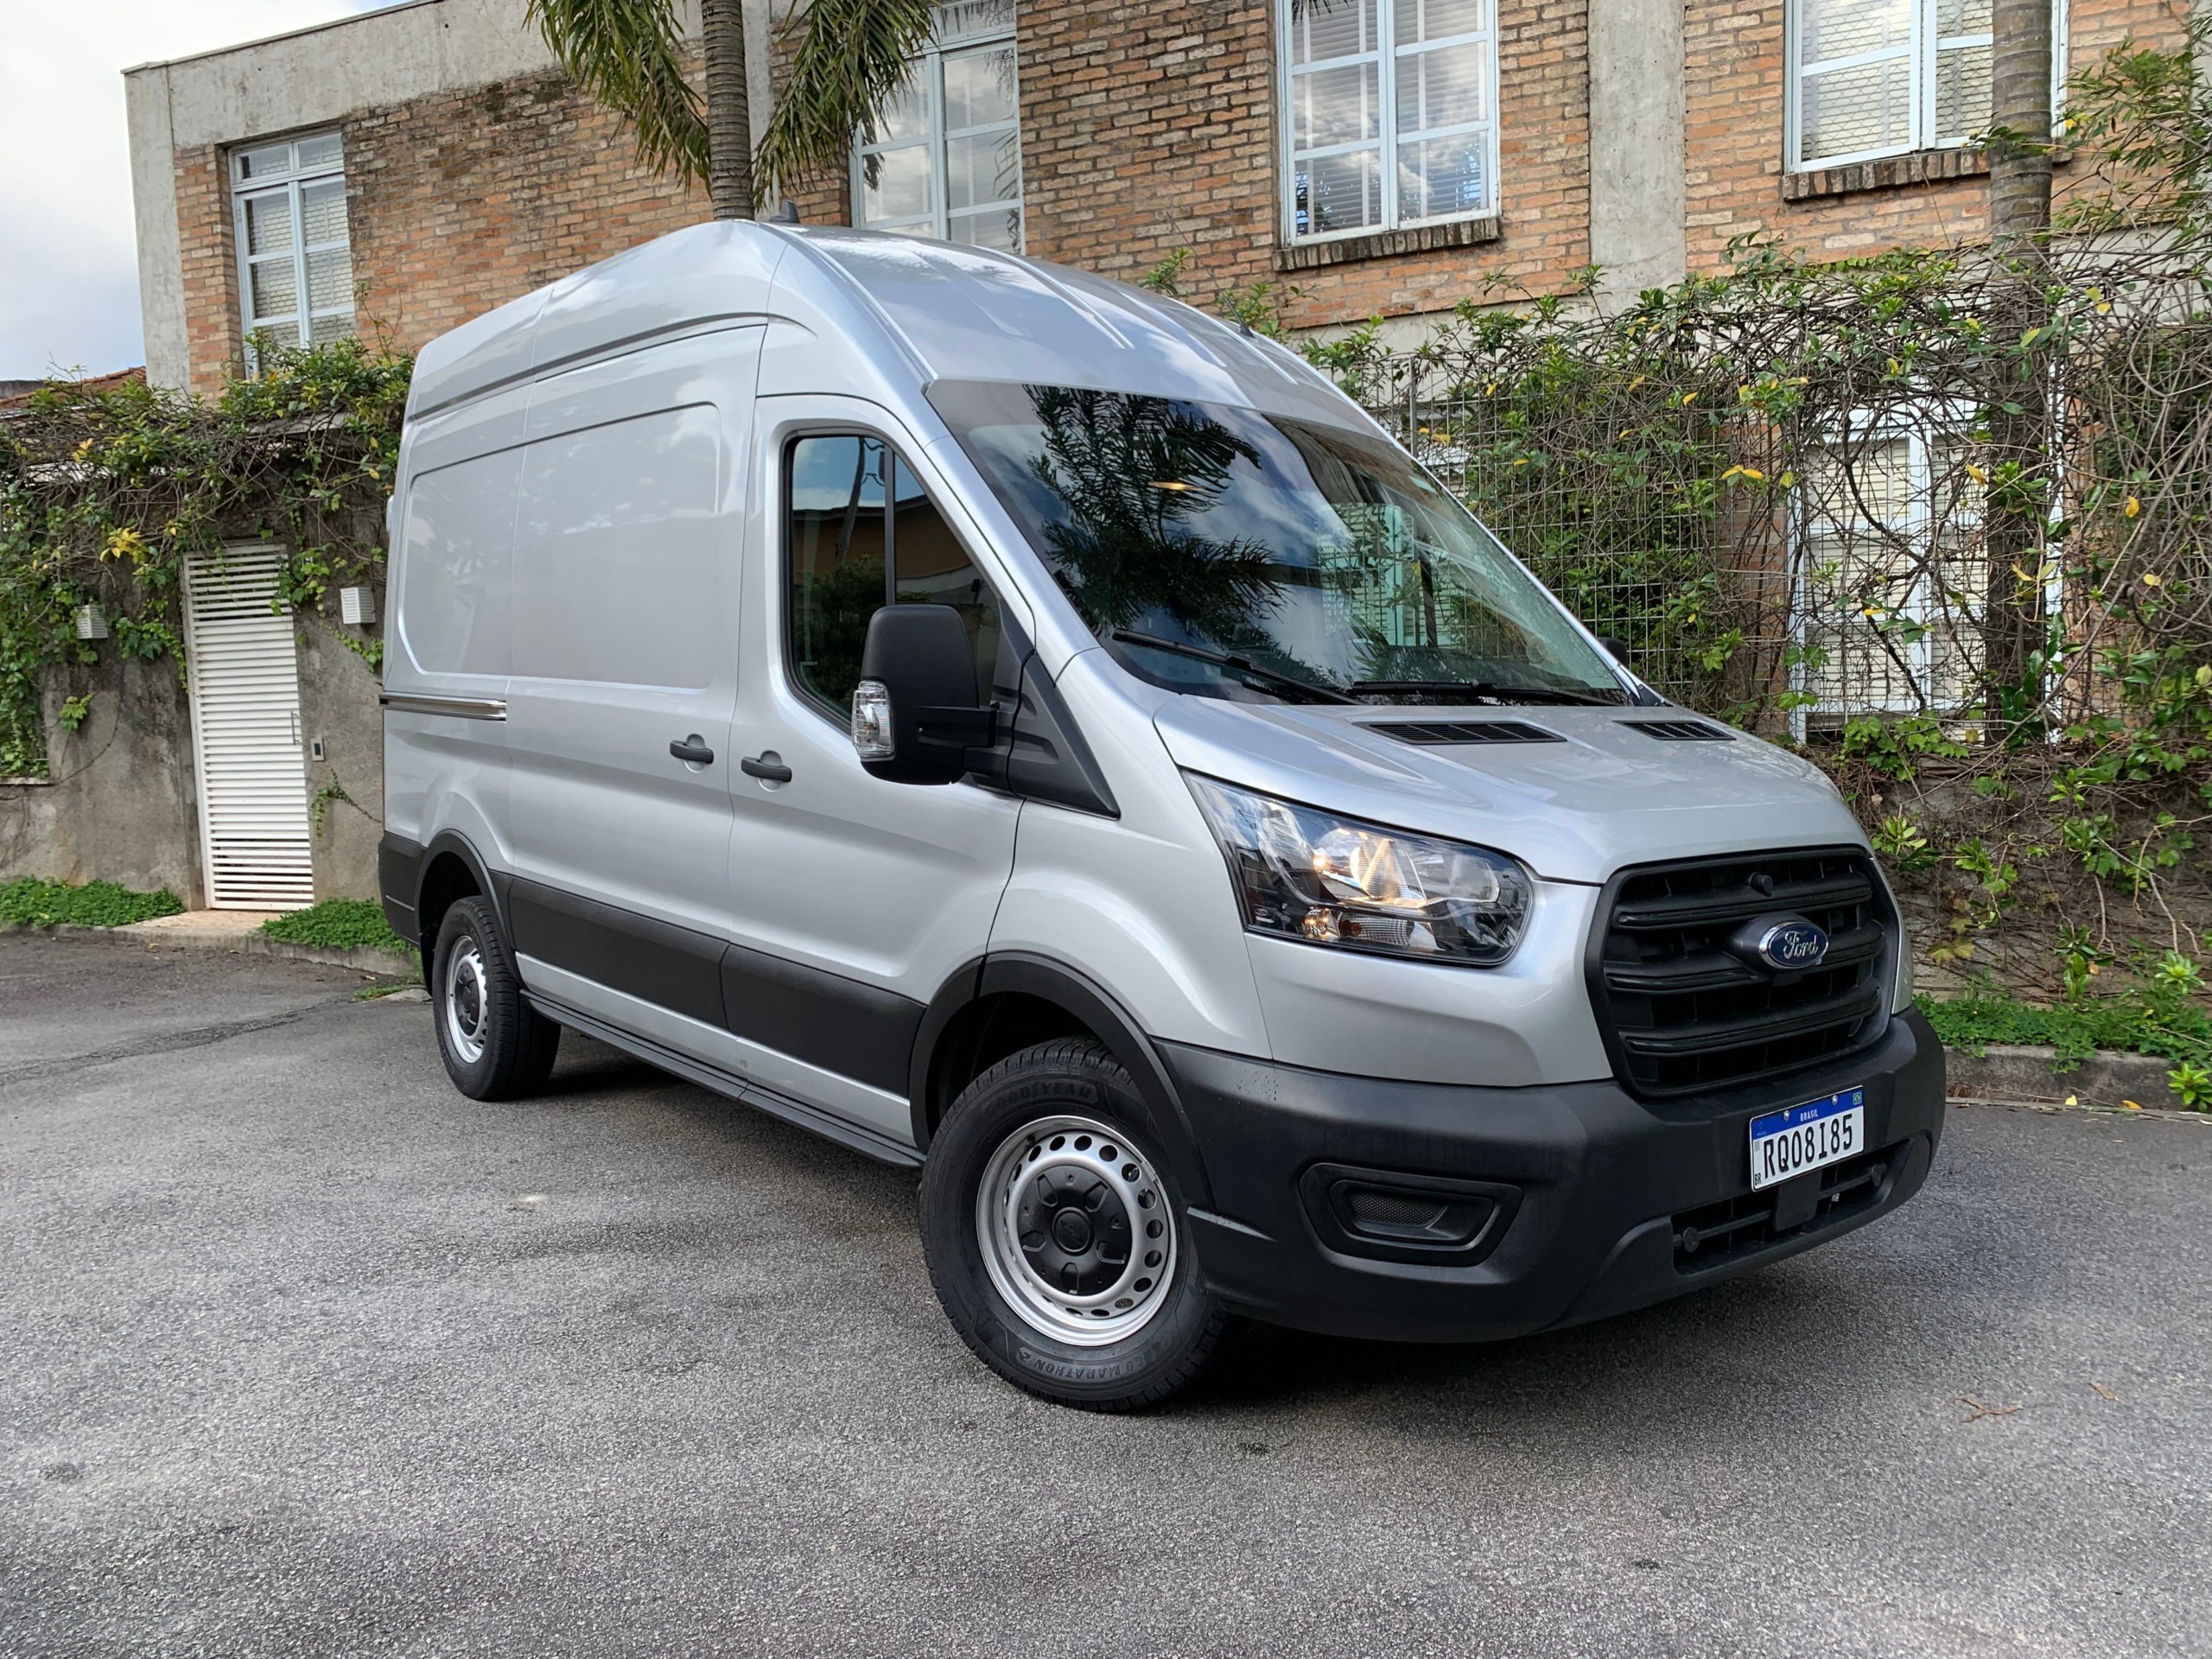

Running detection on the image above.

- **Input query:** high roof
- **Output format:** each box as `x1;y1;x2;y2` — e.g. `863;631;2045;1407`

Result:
405;220;1377;440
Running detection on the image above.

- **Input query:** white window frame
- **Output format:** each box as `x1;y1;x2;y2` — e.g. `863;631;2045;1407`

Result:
230;131;353;365
1277;0;1500;246
851;3;1024;249
1786;0;2068;173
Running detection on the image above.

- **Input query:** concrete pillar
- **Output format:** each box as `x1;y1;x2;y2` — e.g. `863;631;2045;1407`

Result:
124;63;190;392
1587;0;1688;304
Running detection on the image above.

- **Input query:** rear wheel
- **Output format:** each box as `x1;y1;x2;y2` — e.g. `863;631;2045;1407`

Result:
431;896;560;1100
921;1039;1227;1410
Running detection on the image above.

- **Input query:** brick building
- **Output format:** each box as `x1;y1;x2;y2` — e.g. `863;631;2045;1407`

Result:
125;0;2176;395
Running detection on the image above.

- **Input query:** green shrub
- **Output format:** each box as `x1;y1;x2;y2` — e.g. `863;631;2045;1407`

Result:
0;878;183;928
260;898;409;954
1918;976;2212;1106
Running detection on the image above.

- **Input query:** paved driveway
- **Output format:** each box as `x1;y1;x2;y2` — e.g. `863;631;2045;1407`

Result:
3;931;2207;1658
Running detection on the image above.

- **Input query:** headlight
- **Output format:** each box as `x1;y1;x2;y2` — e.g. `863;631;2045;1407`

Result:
1186;774;1533;967
1893;931;1916;1013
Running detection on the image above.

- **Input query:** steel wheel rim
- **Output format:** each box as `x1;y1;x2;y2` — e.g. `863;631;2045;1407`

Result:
443;936;490;1065
976;1113;1177;1347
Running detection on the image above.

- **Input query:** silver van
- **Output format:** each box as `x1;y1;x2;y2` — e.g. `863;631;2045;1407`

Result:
379;222;1944;1408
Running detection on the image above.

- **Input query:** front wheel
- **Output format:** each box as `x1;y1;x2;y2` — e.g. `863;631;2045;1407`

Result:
920;1039;1227;1410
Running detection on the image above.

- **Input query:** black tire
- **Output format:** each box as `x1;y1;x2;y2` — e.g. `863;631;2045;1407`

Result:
921;1039;1228;1410
430;896;561;1100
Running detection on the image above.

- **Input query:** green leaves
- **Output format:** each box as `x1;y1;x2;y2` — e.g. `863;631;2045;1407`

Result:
528;0;707;185
0;342;409;779
756;0;938;191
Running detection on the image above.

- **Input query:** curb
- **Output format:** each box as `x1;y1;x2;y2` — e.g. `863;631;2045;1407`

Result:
1944;1042;2196;1114
0;919;417;979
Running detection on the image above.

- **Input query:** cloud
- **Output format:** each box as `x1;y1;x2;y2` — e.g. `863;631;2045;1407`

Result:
0;1;400;382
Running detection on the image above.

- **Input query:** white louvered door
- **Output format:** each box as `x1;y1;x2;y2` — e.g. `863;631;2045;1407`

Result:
182;548;315;909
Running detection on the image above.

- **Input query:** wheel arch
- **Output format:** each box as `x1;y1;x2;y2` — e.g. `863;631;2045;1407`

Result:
910;951;1216;1212
414;831;506;965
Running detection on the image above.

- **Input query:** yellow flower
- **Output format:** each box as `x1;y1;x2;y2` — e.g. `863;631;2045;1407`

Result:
102;526;148;564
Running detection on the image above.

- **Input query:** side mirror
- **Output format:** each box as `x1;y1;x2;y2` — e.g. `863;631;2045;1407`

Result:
1599;634;1634;666
852;604;994;785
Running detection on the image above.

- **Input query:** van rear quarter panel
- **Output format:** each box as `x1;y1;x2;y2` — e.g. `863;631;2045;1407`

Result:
384;385;526;853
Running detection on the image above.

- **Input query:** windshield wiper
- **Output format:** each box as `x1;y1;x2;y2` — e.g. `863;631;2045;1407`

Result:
1110;630;1356;704
1349;678;1624;707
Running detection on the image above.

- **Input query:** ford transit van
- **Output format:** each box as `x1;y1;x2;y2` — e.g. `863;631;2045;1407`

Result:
379;223;1944;1409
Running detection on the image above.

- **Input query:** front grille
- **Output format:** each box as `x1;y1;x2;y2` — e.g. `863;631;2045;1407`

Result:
1366;720;1563;746
1672;1141;1899;1271
1591;848;1893;1098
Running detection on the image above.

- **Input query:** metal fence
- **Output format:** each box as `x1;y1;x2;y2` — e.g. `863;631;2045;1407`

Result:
1359;362;2000;739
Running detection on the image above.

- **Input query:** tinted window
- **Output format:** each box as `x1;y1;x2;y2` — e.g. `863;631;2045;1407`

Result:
786;434;1001;713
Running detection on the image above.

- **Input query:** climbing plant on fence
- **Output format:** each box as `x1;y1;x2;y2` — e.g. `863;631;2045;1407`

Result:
1137;27;2212;990
0;339;410;779
1335;240;2212;988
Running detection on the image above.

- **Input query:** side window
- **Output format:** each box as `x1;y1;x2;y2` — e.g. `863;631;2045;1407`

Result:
786;434;1002;714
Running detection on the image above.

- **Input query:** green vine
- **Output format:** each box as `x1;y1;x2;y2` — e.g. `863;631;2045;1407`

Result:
0;338;410;779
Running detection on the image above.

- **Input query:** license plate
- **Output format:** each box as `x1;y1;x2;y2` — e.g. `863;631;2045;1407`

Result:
1749;1089;1865;1191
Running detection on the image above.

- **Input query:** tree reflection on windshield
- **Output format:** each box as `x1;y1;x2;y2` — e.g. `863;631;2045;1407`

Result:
1024;387;1283;641
931;379;1622;704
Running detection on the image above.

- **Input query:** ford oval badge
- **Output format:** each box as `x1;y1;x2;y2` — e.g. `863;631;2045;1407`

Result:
1757;917;1829;971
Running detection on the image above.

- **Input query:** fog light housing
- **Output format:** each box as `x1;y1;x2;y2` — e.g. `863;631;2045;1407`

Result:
1297;1164;1521;1265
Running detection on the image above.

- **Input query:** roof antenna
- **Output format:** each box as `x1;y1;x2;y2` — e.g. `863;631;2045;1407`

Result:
770;199;800;225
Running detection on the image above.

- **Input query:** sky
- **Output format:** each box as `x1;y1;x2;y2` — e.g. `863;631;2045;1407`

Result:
0;1;404;383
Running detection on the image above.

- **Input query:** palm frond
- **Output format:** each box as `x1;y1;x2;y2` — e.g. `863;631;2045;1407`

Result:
529;0;708;186
757;0;939;193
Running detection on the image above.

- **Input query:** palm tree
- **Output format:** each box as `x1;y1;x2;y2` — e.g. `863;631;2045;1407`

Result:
529;0;940;220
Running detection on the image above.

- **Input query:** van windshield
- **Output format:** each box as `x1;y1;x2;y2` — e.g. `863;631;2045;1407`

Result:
928;379;1625;706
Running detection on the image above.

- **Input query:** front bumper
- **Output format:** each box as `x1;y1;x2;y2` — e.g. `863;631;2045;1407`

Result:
1166;1008;1946;1343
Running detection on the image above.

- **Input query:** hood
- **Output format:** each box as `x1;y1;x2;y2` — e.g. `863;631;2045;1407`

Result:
1150;696;1866;885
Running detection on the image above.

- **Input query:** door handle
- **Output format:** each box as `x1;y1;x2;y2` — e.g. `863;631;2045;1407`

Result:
741;753;793;783
670;735;715;766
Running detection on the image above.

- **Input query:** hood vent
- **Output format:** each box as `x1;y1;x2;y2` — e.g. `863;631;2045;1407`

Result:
1366;720;1564;747
1622;718;1735;742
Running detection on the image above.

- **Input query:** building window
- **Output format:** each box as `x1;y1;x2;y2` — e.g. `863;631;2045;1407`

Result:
230;131;353;358
852;0;1024;250
1795;415;1986;730
1789;0;2063;171
1279;0;1497;245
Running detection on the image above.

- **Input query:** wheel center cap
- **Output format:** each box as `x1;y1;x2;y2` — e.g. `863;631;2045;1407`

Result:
1016;1164;1135;1298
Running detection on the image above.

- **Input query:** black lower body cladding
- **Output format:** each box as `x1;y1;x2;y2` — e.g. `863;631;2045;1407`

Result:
1165;1008;1946;1344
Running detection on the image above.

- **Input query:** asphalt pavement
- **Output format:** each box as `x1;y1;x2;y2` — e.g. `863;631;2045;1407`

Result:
3;931;2208;1658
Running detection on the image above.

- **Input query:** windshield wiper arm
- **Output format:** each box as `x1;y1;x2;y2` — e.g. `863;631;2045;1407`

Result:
1349;677;1624;707
1109;630;1357;704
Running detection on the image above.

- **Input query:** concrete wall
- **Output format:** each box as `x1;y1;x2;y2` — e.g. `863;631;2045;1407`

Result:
296;615;386;903
0;657;207;908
